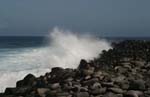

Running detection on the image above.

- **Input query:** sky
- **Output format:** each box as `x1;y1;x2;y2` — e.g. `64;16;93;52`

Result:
0;0;150;37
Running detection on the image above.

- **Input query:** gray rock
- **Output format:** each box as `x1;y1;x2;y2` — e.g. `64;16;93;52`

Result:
112;76;125;83
108;88;124;94
90;87;107;95
102;82;114;87
124;90;144;97
82;67;95;76
90;82;101;90
76;92;89;97
102;92;119;97
92;71;102;78
56;92;70;96
49;83;60;90
37;88;50;97
82;78;99;86
120;81;129;90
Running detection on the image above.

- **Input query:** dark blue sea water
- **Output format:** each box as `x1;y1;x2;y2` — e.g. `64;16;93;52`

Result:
0;36;149;48
0;36;47;48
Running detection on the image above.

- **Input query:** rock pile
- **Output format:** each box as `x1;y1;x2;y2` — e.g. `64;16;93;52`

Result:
1;40;150;97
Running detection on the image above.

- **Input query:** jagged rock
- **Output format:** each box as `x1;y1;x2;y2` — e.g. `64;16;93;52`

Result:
16;74;36;87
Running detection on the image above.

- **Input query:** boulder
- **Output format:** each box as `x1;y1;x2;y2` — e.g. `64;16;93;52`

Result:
16;74;36;87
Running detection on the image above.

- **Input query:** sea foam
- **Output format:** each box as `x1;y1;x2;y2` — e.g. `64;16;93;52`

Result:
0;28;111;92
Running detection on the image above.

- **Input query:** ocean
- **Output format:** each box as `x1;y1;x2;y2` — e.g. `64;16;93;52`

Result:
0;30;112;92
0;30;149;92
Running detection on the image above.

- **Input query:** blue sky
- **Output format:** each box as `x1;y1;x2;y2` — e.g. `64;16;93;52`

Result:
0;0;150;36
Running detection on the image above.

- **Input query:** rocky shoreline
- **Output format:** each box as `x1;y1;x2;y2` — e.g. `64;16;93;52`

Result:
1;40;150;97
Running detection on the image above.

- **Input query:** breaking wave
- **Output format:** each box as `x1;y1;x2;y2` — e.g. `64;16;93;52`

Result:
0;28;111;92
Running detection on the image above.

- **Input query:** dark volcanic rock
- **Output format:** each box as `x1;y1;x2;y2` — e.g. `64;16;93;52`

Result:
16;74;36;87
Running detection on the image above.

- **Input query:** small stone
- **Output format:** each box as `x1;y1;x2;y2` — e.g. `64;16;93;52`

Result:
124;90;144;97
82;78;99;86
91;87;107;95
49;83;60;90
108;88;124;94
90;82;101;90
102;82;114;87
76;92;89;97
37;88;50;97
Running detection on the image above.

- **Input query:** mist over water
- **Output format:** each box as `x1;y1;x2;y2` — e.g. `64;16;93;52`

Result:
47;28;111;68
0;28;111;92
